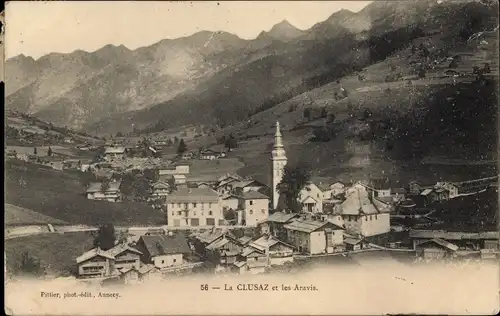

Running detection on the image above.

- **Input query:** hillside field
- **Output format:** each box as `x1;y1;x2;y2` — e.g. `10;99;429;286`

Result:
5;160;165;226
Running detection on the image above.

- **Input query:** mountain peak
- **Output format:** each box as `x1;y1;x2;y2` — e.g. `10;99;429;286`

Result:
266;19;304;41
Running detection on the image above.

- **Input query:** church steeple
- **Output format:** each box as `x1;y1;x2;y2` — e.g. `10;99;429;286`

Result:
271;121;288;210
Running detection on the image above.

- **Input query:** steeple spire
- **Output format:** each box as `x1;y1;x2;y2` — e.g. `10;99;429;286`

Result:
274;121;284;149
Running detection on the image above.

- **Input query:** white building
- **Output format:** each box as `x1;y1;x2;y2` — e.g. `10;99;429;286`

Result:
283;219;345;255
104;147;125;161
340;184;391;237
298;182;325;213
271;121;287;210
166;188;222;227
238;191;270;226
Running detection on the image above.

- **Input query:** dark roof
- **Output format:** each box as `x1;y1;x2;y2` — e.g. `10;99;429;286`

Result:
166;188;219;203
284;218;344;233
410;230;499;240
240;191;269;200
138;234;191;257
266;212;299;223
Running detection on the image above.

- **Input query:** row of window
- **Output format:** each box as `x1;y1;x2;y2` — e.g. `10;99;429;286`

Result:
248;209;266;215
170;202;213;209
173;210;213;216
345;215;379;222
82;266;103;272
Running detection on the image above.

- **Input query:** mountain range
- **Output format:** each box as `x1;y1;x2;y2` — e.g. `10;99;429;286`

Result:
5;0;499;135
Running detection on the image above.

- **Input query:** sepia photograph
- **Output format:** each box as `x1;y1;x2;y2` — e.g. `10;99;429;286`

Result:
3;0;500;315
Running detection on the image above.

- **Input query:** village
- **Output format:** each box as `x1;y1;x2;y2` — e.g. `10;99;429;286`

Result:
6;118;497;286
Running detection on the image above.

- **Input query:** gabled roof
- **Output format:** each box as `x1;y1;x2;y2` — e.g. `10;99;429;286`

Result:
138;234;191;257
341;187;383;215
76;248;115;264
266;212;299;223
249;235;294;252
195;230;238;245
138;264;158;274
205;238;230;251
238;236;253;245
420;188;434;196
301;196;318;204
107;243;142;257
166;188;219;203
233;261;247;268
240;191;269;200
152;181;170;189
232;180;265;189
241;246;264;257
284;218;343;233
419;238;459;251
344;237;363;245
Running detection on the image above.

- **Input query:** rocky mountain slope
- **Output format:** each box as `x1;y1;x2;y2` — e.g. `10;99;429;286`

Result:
6;0;498;137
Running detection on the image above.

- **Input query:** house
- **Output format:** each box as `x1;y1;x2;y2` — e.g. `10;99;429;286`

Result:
249;235;294;265
259;211;300;239
298;182;326;213
104;147;125;161
62;159;82;170
420;187;449;205
205;235;243;266
107;243;142;271
231;180;267;195
181;152;195;160
283;219;345;255
344;235;368;251
340;184;391;237
238;236;253;246
199;149;226;160
151;181;170;199
415;238;459;259
137;264;162;281
6;151;17;160
409;230;499;251
191;230;239;257
76;248;116;279
86;181;122;202
135;233;191;269
76;243;142;279
238;191;270;226
173;174;187;186
166;188;222;227
329;182;346;198
234;246;268;274
158;163;190;176
435;182;459;198
364;178;392;198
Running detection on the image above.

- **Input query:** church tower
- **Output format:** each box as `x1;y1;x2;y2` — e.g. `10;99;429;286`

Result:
271;121;288;210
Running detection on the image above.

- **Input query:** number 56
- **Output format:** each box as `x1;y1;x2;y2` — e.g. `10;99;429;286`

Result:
200;284;208;291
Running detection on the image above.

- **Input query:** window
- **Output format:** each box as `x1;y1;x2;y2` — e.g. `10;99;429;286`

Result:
375;215;378;220
261;209;265;214
201;203;205;209
317;194;320;198
209;211;213;215
193;203;197;208
172;211;174;216
162;260;165;264
250;210;253;214
177;211;181;216
83;266;102;273
173;259;176;263
184;203;188;209
250;200;253;205
177;203;181;208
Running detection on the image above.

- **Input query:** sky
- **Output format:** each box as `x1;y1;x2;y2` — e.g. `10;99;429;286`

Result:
5;1;372;60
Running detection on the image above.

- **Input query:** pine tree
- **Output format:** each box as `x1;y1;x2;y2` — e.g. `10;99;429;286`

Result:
93;224;116;250
47;147;53;157
177;139;187;154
